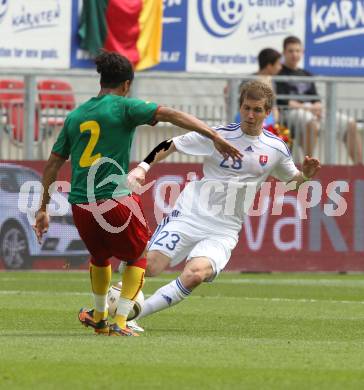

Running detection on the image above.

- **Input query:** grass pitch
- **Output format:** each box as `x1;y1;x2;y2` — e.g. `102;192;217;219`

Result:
1;271;364;389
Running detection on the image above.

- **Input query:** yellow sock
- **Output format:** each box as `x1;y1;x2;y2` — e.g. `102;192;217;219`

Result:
115;265;145;329
94;309;108;322
114;314;128;329
122;265;145;300
89;263;111;322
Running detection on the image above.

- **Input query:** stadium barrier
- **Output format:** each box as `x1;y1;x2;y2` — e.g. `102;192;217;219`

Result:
0;70;363;164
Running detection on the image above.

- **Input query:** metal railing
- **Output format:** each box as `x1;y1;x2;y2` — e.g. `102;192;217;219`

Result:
0;69;363;164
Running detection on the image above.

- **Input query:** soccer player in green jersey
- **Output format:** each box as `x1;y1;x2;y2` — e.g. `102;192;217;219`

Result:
33;51;241;336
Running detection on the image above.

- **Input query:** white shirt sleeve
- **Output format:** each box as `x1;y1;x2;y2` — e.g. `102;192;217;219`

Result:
271;153;300;182
173;132;215;156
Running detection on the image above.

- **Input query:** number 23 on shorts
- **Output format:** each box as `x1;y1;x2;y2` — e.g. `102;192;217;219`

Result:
153;231;181;251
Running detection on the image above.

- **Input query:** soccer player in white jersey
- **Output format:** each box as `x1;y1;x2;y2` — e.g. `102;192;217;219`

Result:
126;80;321;321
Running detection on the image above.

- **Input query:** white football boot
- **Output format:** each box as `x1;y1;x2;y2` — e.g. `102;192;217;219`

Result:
126;319;145;332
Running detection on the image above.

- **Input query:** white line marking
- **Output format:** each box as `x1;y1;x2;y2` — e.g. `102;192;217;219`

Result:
2;276;364;288
0;290;364;305
314;28;364;44
0;290;89;296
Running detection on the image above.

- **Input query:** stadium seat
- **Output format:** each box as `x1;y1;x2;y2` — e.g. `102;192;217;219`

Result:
6;100;39;143
0;80;28;142
37;79;75;110
0;79;24;109
37;80;75;129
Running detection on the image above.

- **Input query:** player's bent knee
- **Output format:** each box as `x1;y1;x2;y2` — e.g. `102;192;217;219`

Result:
182;265;209;287
145;263;160;277
146;251;170;277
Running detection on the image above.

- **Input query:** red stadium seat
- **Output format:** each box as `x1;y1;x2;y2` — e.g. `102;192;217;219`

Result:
37;80;75;128
0;80;26;142
6;101;39;142
37;80;76;110
0;79;24;109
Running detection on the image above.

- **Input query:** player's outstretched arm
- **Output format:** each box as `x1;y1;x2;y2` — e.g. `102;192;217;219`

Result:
155;107;242;160
127;139;176;193
33;153;66;243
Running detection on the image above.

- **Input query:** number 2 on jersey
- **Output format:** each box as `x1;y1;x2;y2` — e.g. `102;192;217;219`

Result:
79;121;102;167
220;157;242;170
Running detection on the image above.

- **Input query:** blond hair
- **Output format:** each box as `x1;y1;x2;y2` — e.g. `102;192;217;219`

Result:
239;80;274;111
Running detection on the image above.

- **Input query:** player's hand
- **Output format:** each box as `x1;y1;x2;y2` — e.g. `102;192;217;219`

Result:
213;133;242;160
33;210;49;244
302;155;321;179
127;166;146;193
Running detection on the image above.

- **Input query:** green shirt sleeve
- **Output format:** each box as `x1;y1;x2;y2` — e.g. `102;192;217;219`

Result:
52;117;71;159
125;98;159;128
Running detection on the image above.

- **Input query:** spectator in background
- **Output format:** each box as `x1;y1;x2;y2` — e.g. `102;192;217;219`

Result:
276;35;362;163
235;48;282;126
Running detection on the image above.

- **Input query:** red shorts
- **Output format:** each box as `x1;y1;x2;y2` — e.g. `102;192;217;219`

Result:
71;194;151;262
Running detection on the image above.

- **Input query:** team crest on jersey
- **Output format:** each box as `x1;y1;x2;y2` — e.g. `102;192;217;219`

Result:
259;155;268;166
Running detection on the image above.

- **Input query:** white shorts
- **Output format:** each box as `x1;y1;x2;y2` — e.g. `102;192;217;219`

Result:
147;216;238;281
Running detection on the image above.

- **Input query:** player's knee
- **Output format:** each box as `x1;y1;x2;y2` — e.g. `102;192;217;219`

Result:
145;263;160;277
182;265;207;287
146;251;166;277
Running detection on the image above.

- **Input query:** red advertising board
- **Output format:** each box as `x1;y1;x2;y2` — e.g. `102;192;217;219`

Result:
1;161;363;271
141;164;364;272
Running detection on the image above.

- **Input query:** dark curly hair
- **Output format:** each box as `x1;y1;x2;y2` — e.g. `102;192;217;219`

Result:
95;50;134;88
239;80;274;111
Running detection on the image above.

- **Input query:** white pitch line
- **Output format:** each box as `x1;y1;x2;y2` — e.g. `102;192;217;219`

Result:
0;277;88;282
0;290;364;306
211;278;364;288
2;276;364;288
241;296;364;305
0;290;89;296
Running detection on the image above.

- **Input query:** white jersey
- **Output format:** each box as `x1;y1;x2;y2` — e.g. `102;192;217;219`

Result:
171;123;299;236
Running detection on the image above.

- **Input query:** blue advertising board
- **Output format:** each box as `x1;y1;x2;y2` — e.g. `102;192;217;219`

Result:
149;0;187;71
70;0;93;69
305;0;364;76
70;0;364;76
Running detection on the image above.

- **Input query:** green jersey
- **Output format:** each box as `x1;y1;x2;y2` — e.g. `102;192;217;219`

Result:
52;95;158;204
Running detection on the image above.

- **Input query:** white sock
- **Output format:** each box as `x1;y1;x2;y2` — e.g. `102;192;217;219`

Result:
138;277;191;319
118;260;127;276
116;297;134;317
94;293;107;313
